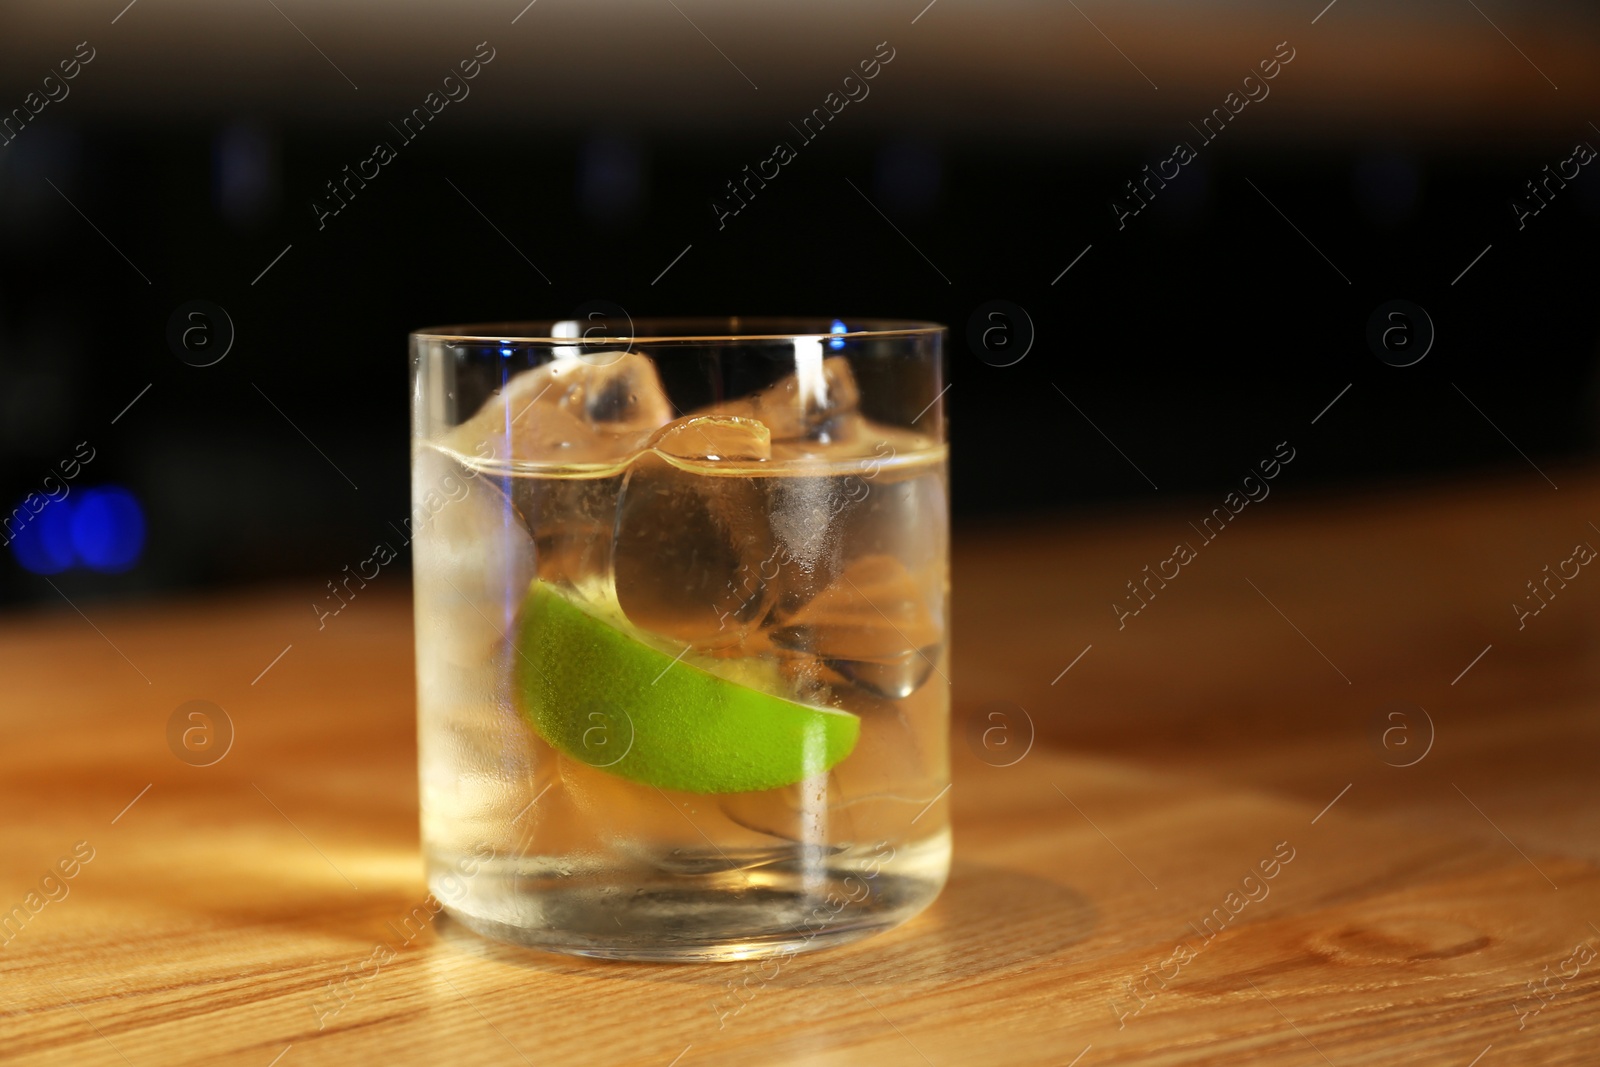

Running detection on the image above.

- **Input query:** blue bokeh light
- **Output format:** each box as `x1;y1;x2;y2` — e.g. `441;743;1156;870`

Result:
7;485;147;575
829;319;848;351
70;487;146;572
9;497;77;575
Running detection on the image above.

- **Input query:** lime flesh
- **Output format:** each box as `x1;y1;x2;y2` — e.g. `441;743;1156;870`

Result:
514;582;860;794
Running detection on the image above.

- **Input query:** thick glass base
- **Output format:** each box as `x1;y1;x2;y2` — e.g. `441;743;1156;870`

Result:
433;831;950;962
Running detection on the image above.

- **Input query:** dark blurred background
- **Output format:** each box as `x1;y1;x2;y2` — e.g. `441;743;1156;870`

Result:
2;0;1598;605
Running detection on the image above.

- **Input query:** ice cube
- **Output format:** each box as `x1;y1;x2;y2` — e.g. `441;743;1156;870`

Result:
612;350;942;657
444;352;674;468
611;417;778;649
437;354;674;596
769;554;944;700
758;442;946;648
410;444;536;672
692;354;867;619
713;349;861;443
694;351;940;621
518;473;630;598
650;415;771;462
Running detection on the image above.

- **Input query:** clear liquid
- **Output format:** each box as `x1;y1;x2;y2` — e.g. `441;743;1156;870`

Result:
413;440;950;960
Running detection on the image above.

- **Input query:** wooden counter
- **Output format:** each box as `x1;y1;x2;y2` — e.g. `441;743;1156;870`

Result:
2;469;1598;1065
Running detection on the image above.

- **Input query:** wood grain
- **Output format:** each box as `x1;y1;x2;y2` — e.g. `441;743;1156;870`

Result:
2;469;1598;1065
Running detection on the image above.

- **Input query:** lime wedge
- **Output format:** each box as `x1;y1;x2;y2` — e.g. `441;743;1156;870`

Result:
514;582;860;794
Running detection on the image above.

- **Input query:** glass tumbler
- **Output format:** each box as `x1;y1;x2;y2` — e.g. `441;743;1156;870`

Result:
409;318;949;961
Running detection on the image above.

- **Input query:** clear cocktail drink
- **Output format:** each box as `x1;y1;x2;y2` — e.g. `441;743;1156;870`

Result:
410;319;949;960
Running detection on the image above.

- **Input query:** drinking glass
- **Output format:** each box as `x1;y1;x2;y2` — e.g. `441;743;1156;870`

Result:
409;317;949;960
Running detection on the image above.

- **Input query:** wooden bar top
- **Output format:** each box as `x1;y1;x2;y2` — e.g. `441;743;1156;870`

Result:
2;468;1598;1066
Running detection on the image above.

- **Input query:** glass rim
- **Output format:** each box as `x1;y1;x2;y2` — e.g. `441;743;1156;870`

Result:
410;316;946;345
